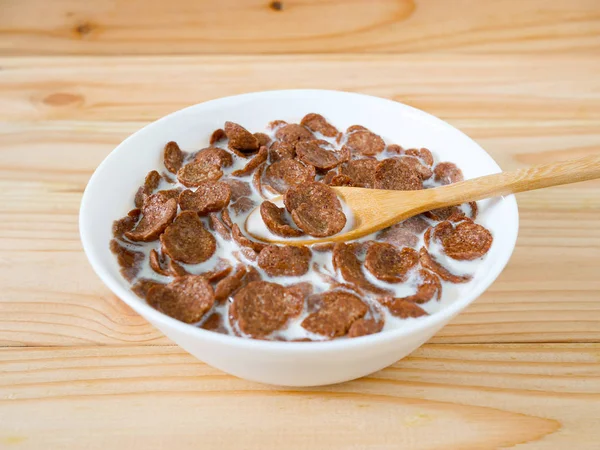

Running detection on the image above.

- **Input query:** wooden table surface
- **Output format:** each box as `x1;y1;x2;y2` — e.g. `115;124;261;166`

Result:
1;1;599;448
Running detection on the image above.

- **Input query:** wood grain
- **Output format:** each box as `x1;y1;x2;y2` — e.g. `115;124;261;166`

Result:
2;55;600;124
1;344;598;449
0;55;599;346
1;0;599;55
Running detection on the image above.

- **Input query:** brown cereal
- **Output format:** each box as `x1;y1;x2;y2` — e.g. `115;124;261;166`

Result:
296;140;345;171
301;291;368;338
260;201;304;237
178;181;232;215
215;265;253;303
283;181;341;213
224;121;259;152
201;260;234;283
254;132;271;148
374;158;423;191
252;163;268;199
149;249;170;277
364;243;419;283
263;159;315;194
124;193;178;242
301;113;339;138
269;141;296;162
332;243;391;295
169;259;189;277
230;197;256;214
347;318;384;338
231;223;266;253
112;208;141;239
396;155;433;180
403;269;442;304
200;312;227;333
224;179;252;201
209;212;232;240
419;248;472;283
156;189;181;202
160;211;216;264
231;146;268;177
275;123;314;143
434;162;464;185
134;170;162;207
194;147;233;169
230;281;303;338
425;202;478;221
326;174;353;187
405;148;434;167
346;125;368;133
379;297;428;319
386;144;403;154
177;160;223;187
434;220;493;260
132;278;164;298
147;275;214;324
268;120;287;130
339;159;378;188
257;245;311;277
110;239;144;281
291;203;346;237
286;282;314;301
209;128;226;145
164;141;184;174
346;129;385;156
221;208;233;228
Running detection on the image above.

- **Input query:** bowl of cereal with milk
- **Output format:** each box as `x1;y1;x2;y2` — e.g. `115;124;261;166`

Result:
80;90;518;386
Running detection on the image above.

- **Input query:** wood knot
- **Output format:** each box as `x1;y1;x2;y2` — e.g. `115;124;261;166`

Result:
269;1;283;11
42;92;84;107
74;21;94;37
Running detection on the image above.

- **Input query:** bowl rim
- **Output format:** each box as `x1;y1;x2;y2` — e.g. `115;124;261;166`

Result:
79;89;519;353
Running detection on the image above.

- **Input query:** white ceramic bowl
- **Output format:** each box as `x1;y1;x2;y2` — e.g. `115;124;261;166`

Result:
80;90;518;386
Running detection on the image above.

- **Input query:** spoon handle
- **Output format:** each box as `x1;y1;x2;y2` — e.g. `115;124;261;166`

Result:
425;154;600;209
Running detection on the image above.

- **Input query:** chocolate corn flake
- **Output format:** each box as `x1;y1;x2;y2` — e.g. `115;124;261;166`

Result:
263;159;315;194
275;123;314;144
374;158;423;191
160;211;216;264
224;121;259;152
177;159;223;187
345;129;385;156
194;147;233;169
339;159;378;188
178;181;231;215
110;239;144;282
257;245;312;277
291;203;346;238
230;281;303;338
364;243;418;283
301;113;339;138
124;193;178;242
164;141;185;174
147;275;214;324
260;201;304;237
434;162;464;185
231;146;268;177
301;291;368;338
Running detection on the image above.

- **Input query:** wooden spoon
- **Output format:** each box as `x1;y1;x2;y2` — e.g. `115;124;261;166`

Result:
246;154;600;246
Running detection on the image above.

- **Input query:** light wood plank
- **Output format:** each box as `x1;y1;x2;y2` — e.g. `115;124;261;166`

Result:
1;0;599;55
1;55;600;124
0;344;598;449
